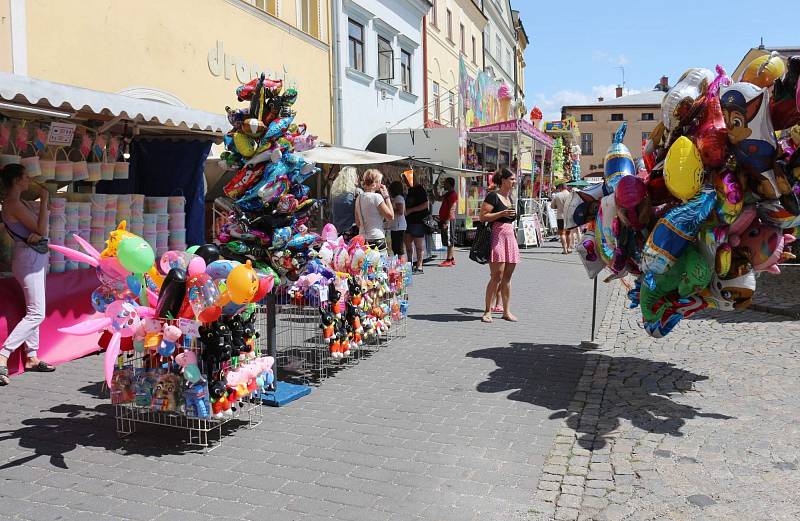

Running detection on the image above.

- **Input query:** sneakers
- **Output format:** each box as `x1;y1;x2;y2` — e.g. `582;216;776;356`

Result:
438;258;456;267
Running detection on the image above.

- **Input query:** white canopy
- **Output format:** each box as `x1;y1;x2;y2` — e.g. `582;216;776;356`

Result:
0;72;229;133
298;144;408;165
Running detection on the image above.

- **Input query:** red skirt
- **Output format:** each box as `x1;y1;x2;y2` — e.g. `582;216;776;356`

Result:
490;222;520;264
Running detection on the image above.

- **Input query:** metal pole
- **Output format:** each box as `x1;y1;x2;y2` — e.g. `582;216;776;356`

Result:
590;276;598;342
266;292;278;392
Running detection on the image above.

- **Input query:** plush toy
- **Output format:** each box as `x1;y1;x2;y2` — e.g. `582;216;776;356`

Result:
200;321;233;368
328;281;343;317
348;276;363;306
158;324;182;359
175;350;204;385
183;382;211;418
320;307;336;345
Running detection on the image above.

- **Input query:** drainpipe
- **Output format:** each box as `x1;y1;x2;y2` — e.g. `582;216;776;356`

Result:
331;0;344;145
422;15;429;127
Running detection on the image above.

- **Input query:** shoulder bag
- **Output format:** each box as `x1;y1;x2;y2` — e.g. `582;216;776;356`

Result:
469;221;491;264
1;215;49;254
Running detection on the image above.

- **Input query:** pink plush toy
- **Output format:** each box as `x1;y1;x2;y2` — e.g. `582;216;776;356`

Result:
158;324;183;358
175;350;203;385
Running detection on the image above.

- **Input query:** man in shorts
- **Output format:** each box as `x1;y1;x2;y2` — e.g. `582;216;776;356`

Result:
550;182;573;254
437;177;459;267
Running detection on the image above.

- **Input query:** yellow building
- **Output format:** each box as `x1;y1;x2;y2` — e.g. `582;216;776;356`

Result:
424;0;486;126
0;0;333;142
511;9;528;116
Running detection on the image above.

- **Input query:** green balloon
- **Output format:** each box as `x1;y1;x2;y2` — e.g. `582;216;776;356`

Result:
187;245;200;254
117;237;155;274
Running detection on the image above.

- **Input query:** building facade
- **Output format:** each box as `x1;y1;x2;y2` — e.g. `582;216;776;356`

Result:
0;0;333;142
562;88;665;177
511;9;528;113
331;0;430;149
482;0;519;104
423;0;486;127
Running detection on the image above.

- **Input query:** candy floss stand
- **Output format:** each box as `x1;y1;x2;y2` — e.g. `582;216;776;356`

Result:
0;72;228;376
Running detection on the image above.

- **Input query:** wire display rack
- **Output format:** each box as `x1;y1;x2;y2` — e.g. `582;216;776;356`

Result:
113;318;264;451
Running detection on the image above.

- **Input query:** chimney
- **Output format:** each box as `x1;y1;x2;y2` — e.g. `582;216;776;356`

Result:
597;97;604;102
660;76;669;89
615;86;623;98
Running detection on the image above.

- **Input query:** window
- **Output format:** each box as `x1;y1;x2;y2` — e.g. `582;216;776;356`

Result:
299;0;320;39
496;35;501;59
641;112;654;121
431;0;438;27
460;24;465;54
348;19;364;72
446;10;453;42
433;81;441;121
506;49;512;73
580;114;593;122
377;36;394;81
251;0;277;15
610;113;624;121
400;50;412;93
581;133;593;155
471;36;477;63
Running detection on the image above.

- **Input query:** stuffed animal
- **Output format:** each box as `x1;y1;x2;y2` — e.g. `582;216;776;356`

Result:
158;324;182;358
175;350;204;385
183;382;211;418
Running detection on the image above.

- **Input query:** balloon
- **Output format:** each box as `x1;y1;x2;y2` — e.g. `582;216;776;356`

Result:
91;286;116;313
187;245;200;254
696;68;730;169
664;136;704;202
706;270;756;311
603;122;635;192
187;273;222;323
563;183;605;229
614;176;650;231
252;270;275;302
100;221;137;258
712;170;743;225
126;274;142;296
206;259;241;280
117;237;155;274
735;220;796;274
187;256;207;277
156;268;187;319
661;68;714;132
639;245;711;323
194;244;221;264
576;233;606;279
741;51;786;88
159;250;192;274
226;260;259;305
321;223;338;243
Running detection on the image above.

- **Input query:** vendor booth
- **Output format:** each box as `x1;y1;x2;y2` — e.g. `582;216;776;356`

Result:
0;72;228;376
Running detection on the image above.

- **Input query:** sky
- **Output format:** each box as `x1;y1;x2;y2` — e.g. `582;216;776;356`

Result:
518;0;798;122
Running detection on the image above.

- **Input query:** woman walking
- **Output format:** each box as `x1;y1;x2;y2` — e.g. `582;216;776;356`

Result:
355;169;394;250
404;179;430;274
0;164;55;385
387;181;406;260
480;168;519;323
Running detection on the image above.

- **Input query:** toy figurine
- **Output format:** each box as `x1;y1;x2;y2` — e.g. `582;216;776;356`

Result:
320;308;336;345
328;281;343;317
183;382;211;418
348;276;363;307
158;324;182;359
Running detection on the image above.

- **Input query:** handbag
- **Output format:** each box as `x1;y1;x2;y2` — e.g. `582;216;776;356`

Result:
469;221;492;264
422;214;437;235
1;215;49;254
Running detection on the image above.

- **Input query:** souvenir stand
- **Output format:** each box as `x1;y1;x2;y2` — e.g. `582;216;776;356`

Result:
466;119;555;247
0;72;227;378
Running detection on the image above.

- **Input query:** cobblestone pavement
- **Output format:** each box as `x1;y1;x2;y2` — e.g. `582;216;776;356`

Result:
0;242;610;521
752;266;800;318
534;281;800;521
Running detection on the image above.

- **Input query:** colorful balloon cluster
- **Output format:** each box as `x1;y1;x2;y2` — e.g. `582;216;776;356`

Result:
217;74;322;283
51;223;274;386
569;60;800;337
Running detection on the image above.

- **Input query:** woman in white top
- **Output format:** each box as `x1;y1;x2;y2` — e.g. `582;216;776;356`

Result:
354;169;394;250
387;181;407;260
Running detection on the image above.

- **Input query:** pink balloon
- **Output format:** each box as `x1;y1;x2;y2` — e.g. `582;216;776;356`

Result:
104;331;122;387
321;223;338;243
48;244;98;266
73;234;101;258
187;256;207;277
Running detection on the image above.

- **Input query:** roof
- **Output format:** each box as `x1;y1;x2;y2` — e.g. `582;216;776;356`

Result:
297;144;408;165
0;72;229;134
563;90;665;110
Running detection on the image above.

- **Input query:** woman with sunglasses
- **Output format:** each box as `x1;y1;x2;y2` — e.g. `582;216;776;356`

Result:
480;168;519;323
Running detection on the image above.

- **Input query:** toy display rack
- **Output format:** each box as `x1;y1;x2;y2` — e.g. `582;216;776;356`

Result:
114;318;265;451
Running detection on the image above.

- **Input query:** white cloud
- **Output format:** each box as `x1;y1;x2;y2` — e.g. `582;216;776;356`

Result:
592;50;629;67
529;85;644;122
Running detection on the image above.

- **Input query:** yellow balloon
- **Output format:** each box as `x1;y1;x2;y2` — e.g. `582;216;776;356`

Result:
665;136;704;202
233;132;257;159
226;260;259;304
741;51;786;89
101;220;137;258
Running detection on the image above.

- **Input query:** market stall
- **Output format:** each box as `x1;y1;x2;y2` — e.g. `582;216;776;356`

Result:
0;72;228;376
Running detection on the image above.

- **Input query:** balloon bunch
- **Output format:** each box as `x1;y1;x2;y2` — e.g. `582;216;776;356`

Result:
569;60;800;337
217;74;322;283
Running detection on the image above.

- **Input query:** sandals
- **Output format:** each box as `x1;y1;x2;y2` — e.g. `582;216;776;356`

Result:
25;361;55;372
0;366;8;386
481;314;493;323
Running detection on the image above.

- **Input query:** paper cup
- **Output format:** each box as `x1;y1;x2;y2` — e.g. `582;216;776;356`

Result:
49;197;67;210
87;162;102;182
168;196;185;212
169;229;186;243
168;212;185;229
101;162;115;181
0;154;21;169
50;261;66;273
39;160;56;181
143;213;158;225
20;156;41;178
65;261;79;272
114;162;129;179
55;161;73;182
72;160;89;181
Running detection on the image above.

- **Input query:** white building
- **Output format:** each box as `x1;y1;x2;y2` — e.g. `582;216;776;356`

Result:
331;0;431;149
482;0;519;101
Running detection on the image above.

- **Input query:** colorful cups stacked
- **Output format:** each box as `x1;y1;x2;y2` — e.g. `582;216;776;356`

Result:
168;196;187;251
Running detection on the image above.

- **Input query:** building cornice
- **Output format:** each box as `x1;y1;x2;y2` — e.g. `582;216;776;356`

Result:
342;0;375;23
405;0;434;18
459;0;488;27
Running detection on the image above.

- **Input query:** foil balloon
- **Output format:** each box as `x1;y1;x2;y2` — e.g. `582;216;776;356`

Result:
639;246;711;323
643;295;708;339
160;250;193;274
187;256;207;277
757;200;800;229
258;175;290;206
252;270;276;302
740;51;786;89
661;68;714;132
187;273;222;323
576;233;606;279
770;56;800;131
156;268;187;319
206;259;241;280
706;271;757;311
696;66;731;169
735;220;796;274
712;170;744;225
614;175;650;231
562;182;605;229
664;137;704;202
603;122;635;192
224;163;266;199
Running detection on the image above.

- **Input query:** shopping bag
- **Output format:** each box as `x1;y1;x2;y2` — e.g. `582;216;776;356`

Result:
469;222;491;264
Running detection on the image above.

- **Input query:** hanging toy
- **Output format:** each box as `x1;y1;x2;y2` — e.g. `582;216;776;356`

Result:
158;324;182;359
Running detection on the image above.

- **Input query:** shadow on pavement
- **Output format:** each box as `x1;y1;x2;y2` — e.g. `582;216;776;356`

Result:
467;343;733;449
688;308;797;323
0;403;248;470
409;313;482;322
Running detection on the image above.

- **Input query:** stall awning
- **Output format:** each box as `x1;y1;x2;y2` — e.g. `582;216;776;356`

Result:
298;144;408;165
0;72;229;134
469;119;555;148
407;158;488;178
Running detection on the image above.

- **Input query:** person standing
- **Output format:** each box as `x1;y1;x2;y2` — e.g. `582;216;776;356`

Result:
480;168;519;323
436;177;458;267
387;181;407;260
0;164;56;385
550;182;573;254
404;178;430;274
354;169;394;250
329;166;360;237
